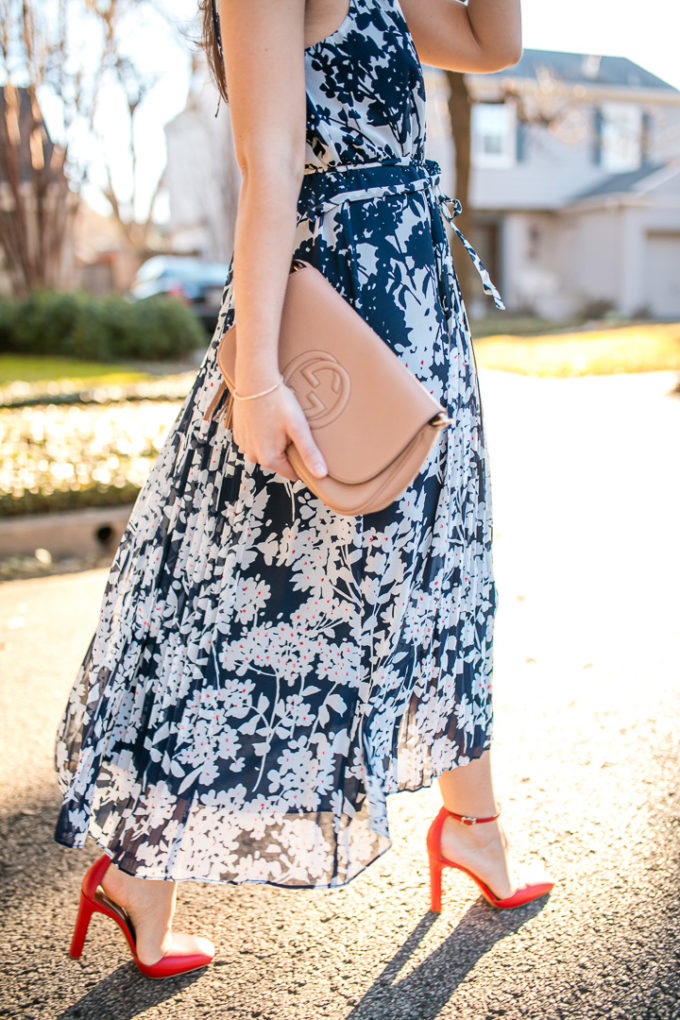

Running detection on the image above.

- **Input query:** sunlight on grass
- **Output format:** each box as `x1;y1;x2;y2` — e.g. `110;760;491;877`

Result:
0;356;197;407
0;355;152;386
473;322;680;376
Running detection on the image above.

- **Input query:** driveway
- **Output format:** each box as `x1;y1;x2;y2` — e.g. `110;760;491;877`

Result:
1;369;678;1020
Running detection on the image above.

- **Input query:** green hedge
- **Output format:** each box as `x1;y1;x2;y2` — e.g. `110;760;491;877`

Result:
0;290;206;361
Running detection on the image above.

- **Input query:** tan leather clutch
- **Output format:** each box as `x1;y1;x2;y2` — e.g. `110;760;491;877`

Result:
204;258;452;516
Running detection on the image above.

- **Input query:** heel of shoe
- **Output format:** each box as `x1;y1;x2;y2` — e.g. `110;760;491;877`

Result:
69;893;95;958
426;807;449;913
428;855;443;913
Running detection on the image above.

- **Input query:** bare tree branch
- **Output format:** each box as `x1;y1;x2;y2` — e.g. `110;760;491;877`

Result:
0;0;177;292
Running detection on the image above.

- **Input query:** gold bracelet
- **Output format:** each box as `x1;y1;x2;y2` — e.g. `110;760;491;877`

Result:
232;374;284;401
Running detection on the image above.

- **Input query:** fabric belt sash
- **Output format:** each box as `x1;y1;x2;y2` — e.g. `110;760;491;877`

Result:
297;156;505;310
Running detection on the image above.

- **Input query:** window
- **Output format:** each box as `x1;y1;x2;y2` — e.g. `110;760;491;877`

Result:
600;103;642;172
472;102;516;168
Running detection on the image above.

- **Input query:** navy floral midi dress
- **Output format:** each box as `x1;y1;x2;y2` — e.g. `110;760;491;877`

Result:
54;0;504;887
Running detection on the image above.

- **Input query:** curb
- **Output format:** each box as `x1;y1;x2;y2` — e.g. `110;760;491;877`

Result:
0;504;134;559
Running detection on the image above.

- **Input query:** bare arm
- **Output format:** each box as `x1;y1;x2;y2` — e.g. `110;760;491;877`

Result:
398;0;522;72
218;0;327;481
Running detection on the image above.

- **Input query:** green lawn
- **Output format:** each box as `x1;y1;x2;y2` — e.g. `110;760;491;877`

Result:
0;355;153;387
473;322;680;376
3;322;679;394
0;355;197;407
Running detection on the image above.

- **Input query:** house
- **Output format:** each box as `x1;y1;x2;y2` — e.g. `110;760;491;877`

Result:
423;50;680;319
164;48;680;321
73;203;150;295
163;56;240;264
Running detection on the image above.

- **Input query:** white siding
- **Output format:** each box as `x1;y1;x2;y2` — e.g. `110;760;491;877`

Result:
163;73;240;263
643;232;680;317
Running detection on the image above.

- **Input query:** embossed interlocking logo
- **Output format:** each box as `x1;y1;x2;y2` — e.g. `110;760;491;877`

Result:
283;350;351;427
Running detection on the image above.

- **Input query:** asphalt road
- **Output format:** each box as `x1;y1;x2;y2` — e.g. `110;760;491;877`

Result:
1;368;679;1020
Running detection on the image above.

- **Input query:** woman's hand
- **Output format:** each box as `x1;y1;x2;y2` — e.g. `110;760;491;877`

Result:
231;382;328;483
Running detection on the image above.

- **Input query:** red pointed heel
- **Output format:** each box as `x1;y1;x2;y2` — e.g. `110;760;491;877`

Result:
426;806;554;912
429;857;443;913
69;854;215;979
69;893;96;958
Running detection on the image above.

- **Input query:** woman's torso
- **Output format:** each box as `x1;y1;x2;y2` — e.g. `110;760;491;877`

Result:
303;0;427;172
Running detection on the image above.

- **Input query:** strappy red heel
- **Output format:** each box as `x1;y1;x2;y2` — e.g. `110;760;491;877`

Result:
69;854;215;979
427;806;554;911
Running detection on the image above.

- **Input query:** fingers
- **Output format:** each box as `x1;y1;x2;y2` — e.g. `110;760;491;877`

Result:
286;417;328;479
265;452;299;482
240;445;299;482
230;391;327;481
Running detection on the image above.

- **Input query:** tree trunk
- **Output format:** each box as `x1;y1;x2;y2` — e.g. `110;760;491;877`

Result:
444;69;473;300
0;84;77;294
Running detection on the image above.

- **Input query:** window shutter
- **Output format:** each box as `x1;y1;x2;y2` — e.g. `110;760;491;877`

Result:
592;107;603;165
516;119;527;162
641;111;652;165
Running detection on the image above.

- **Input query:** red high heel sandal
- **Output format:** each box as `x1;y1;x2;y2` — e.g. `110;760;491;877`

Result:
69;854;215;979
427;806;554;911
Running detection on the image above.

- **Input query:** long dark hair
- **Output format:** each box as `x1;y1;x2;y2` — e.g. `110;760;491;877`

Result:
199;0;229;104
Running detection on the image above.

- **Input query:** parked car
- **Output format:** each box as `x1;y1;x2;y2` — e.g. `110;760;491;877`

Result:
129;256;227;334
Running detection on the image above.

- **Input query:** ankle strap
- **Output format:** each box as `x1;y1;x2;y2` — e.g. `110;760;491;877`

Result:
444;806;501;826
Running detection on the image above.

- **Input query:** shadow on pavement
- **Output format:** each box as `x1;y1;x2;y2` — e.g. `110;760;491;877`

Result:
344;897;548;1020
56;962;206;1020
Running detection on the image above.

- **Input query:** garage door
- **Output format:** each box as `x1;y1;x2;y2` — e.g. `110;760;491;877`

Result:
643;232;680;317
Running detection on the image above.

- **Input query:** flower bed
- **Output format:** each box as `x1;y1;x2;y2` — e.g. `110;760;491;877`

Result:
0;400;182;516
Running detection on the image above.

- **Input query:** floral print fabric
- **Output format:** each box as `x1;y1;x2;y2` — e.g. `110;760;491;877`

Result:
54;0;499;886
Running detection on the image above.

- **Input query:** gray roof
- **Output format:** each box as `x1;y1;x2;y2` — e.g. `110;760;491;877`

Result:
570;162;668;201
476;48;678;92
